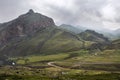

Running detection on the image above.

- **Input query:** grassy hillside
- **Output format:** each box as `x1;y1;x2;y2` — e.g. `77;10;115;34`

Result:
0;27;93;56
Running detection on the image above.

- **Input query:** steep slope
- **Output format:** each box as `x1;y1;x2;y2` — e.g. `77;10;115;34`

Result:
78;30;110;43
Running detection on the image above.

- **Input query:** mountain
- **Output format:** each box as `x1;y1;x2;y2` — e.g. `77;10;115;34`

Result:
78;30;110;43
0;9;87;56
58;24;83;33
0;10;110;57
0;9;55;46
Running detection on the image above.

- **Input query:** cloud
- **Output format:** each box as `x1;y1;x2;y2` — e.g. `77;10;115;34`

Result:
0;0;120;30
101;4;117;20
103;21;120;30
0;0;30;22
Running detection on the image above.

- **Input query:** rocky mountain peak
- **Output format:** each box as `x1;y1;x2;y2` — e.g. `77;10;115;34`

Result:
27;9;34;14
0;10;55;45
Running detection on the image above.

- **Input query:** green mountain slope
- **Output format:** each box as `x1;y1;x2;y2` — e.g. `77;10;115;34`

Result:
0;27;88;56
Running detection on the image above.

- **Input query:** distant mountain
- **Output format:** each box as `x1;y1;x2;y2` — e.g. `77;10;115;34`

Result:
114;29;120;38
105;29;120;40
115;28;120;34
58;24;83;33
78;30;110;43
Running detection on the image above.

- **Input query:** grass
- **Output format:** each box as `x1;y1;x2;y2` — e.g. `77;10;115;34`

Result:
2;28;93;56
81;50;120;63
12;53;69;64
49;49;120;71
3;49;120;80
27;54;68;62
0;73;120;80
12;49;120;66
62;49;120;63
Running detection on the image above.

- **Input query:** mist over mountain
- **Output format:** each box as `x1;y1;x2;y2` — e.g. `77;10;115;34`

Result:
58;24;84;33
58;23;120;40
114;28;120;35
95;28;120;40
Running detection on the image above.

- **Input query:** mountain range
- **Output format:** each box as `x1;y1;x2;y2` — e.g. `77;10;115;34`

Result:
0;9;115;57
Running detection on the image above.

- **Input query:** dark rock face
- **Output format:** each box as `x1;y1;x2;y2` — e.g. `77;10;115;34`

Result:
0;9;55;45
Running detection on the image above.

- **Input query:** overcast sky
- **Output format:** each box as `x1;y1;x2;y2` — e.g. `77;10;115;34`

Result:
0;0;120;30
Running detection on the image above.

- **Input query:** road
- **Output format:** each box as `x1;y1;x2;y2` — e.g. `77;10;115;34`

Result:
47;62;64;69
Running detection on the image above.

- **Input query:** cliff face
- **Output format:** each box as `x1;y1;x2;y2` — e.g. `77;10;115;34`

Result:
0;9;55;45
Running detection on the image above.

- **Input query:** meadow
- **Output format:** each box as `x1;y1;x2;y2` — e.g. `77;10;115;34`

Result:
0;49;119;80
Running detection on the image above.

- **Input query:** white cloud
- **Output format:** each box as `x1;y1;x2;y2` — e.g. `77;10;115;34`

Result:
0;0;120;30
103;21;120;30
101;3;117;21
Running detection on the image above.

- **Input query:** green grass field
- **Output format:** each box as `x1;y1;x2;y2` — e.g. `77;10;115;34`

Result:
5;49;120;80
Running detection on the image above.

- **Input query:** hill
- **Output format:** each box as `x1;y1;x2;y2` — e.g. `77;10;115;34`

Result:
0;27;85;56
78;30;110;43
